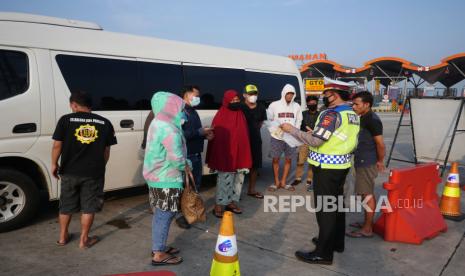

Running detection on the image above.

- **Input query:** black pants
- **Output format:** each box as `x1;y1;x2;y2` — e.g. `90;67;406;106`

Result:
312;166;349;259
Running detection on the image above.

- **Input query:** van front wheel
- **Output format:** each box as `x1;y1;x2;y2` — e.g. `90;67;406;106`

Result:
0;168;40;232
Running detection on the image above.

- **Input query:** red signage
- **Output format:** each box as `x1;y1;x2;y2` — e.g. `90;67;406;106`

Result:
288;53;327;61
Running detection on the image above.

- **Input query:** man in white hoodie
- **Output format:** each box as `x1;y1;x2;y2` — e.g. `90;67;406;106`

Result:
266;84;302;191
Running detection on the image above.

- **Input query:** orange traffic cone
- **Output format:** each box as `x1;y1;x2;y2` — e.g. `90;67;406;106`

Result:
439;162;465;221
210;211;240;276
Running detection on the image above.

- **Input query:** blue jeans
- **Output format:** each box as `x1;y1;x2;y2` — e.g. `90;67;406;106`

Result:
188;153;202;191
152;208;176;252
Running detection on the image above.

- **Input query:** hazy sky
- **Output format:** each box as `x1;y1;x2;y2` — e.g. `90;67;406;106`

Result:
2;0;465;68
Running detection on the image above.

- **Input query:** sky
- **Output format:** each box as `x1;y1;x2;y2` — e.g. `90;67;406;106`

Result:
2;0;465;69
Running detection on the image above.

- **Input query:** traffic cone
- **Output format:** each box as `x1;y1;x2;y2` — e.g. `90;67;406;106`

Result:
210;211;240;276
439;162;465;221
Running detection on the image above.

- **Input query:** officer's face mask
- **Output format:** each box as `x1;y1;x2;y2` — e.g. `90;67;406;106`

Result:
323;94;334;107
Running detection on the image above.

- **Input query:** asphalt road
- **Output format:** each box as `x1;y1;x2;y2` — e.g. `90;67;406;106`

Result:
1;113;464;276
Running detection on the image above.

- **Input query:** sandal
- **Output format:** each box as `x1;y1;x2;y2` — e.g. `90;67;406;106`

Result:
151;255;183;266
165;247;180;254
247;192;264;199
346;230;374;238
268;185;278;192
151;247;180;257
212;208;223;218
349;222;363;229
56;233;74;246
284;185;295;191
80;236;100;249
225;204;243;214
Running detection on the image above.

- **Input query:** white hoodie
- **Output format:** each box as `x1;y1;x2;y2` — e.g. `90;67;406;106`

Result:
266;84;303;137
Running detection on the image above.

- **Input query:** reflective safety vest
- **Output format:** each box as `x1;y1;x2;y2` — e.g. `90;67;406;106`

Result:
308;105;360;169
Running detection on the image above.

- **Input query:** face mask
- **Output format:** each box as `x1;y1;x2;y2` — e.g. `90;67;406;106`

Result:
228;102;241;110
190;96;200;107
247;95;258;103
307;104;318;111
323;96;332;107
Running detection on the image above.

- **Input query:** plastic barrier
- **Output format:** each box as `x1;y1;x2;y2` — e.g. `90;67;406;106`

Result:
373;163;447;244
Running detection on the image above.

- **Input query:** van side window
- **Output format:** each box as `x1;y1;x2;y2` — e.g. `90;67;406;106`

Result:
245;71;301;107
56;55;184;111
56;55;139;110
183;66;245;110
140;61;183;110
0;50;29;101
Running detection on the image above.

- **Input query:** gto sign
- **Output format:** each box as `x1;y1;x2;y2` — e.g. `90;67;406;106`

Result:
305;78;325;91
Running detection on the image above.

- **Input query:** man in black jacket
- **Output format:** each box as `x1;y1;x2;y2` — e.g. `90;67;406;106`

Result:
176;85;213;228
292;95;320;190
181;85;214;191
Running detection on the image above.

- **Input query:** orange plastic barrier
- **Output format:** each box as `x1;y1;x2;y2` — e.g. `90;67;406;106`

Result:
373;163;447;244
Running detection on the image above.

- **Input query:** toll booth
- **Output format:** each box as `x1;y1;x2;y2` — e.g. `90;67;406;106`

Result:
299;53;465;112
371;77;408;112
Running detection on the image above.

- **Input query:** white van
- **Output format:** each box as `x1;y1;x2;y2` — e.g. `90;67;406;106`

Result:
0;12;305;231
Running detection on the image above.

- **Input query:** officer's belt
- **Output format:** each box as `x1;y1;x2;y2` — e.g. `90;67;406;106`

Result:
308;151;352;165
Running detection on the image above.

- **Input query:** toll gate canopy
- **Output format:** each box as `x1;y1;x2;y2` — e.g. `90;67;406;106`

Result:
300;53;465;97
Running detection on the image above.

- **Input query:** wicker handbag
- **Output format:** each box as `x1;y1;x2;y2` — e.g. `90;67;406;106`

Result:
181;173;206;224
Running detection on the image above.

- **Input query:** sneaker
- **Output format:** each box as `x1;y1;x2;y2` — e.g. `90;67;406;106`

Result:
175;216;191;229
291;179;301;186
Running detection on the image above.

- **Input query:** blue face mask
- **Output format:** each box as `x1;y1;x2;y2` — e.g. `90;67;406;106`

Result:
191;96;200;107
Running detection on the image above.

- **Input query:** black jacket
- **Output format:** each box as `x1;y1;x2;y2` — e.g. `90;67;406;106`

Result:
300;110;320;131
182;105;205;155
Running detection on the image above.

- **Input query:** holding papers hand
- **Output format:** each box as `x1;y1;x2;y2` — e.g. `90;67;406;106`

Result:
264;120;302;147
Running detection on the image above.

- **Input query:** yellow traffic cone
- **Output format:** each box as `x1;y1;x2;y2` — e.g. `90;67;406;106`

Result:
210;211;240;276
439;162;465;221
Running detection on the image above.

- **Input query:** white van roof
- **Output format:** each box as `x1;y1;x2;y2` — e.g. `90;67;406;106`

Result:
0;12;102;30
0;12;298;74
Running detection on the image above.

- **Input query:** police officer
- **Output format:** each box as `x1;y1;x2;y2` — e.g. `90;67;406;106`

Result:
280;78;360;265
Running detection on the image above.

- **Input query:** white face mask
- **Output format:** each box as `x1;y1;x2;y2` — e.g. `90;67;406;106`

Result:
248;95;258;103
190;96;200;107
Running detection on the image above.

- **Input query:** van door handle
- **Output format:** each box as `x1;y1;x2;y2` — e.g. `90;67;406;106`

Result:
120;119;134;129
13;123;37;133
